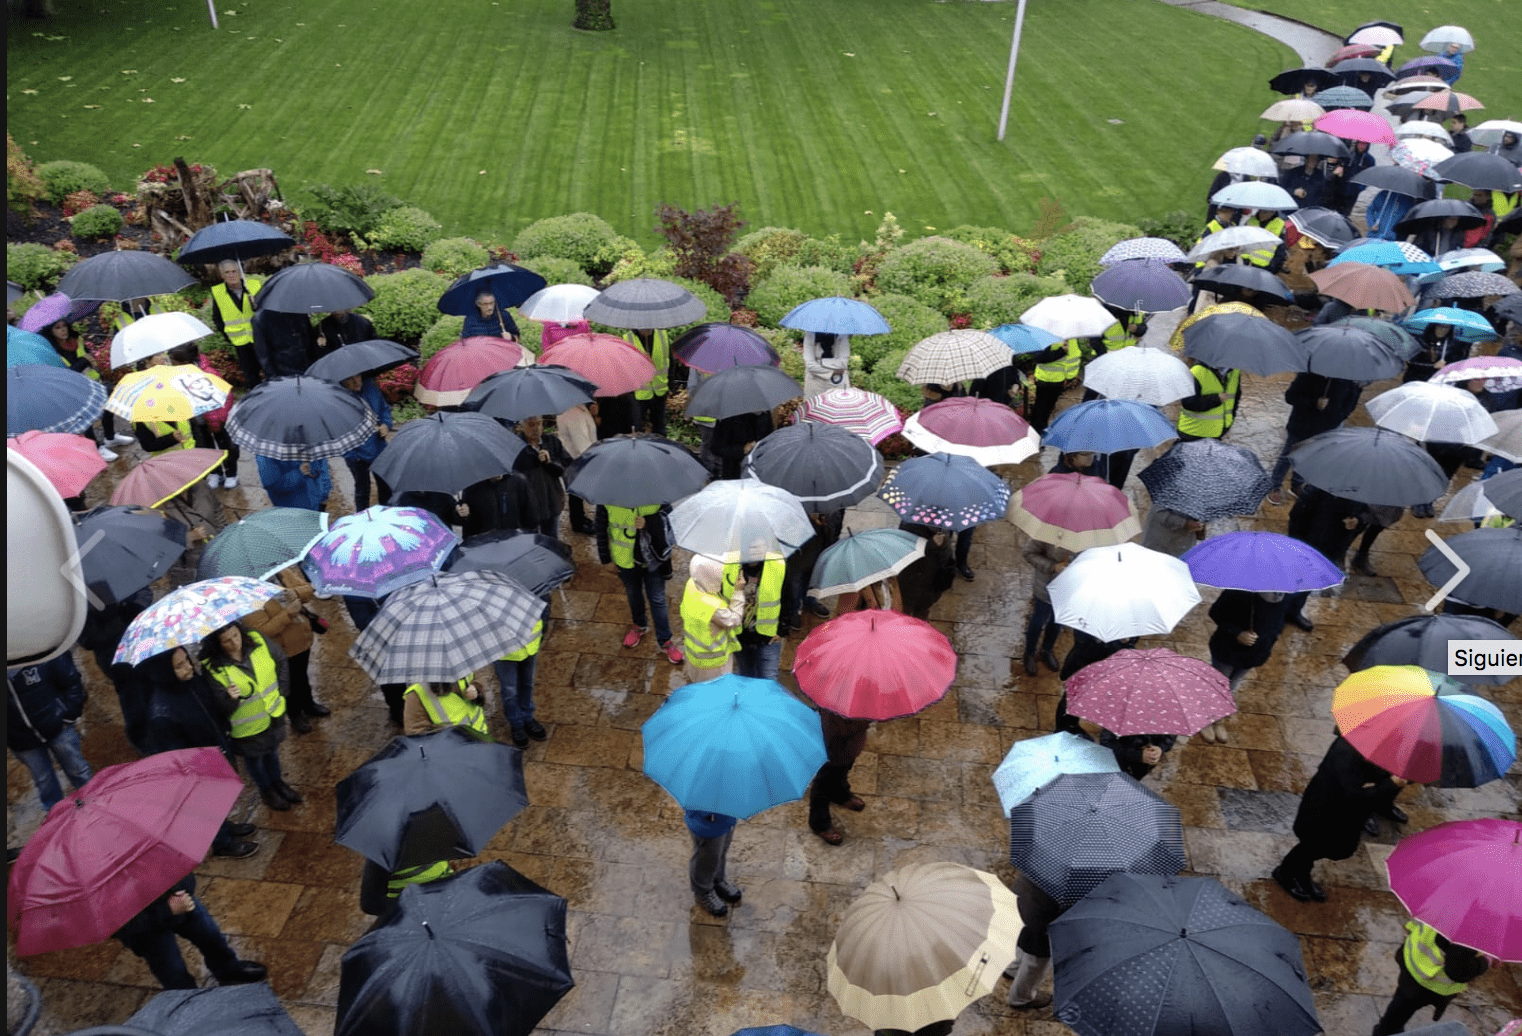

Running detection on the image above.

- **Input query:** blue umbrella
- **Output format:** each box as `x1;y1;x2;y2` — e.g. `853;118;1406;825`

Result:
989;322;1063;354
436;262;549;316
7;326;67;369
732;1029;828;1036
1090;259;1191;314
1182;530;1344;592
779;296;890;335
1329;240;1441;277
641;675;827;819
1314;84;1376;110
990;731;1120;815
176;219;295;265
6;364;107;434
877;452;1011;531
1042;399;1177;454
1403;306;1501;342
811;527;927;596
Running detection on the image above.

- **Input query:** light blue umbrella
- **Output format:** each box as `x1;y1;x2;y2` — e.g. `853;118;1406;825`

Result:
1182;531;1344;593
779;296;890;336
7;326;68;369
1329;240;1441;277
989;322;1063;354
991;732;1120;815
641;675;826;819
811;527;928;596
1402;306;1500;342
731;1028;828;1036
1042;399;1177;454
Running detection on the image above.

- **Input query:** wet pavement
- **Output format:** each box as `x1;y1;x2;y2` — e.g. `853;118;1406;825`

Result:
7;339;1521;1035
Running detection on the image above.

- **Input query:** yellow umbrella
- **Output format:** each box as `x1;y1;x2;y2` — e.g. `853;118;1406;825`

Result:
105;365;231;423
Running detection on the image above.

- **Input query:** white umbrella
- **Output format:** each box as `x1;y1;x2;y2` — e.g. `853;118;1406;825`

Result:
1366;382;1499;445
1212;147;1279;178
895;329;1011;386
1349;25;1402;46
1083;347;1196;405
1393;138;1454;174
1439;478;1511;522
1019;294;1117;340
1385;78;1450;97
1419;25;1475;53
1436;248;1506;273
1211;181;1299;211
1396;120;1454;145
1261;99;1324;123
517;283;599;324
1477;410;1522;462
1185;225;1283;261
1049;542;1202;641
109;312;214;369
670;478;813;563
1470;119;1522;147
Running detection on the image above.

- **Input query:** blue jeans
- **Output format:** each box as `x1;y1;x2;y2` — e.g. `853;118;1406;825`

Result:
1209;657;1252;694
734;639;782;681
493;654;539;730
1268;429;1310;490
118;895;241;990
242;750;284;794
1024;597;1060;657
616;566;672;645
13;725;92;811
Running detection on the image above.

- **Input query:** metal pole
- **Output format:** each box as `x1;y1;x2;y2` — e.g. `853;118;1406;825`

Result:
207;0;219;29
996;0;1030;142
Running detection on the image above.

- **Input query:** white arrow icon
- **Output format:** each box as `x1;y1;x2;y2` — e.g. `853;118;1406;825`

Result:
1423;529;1471;613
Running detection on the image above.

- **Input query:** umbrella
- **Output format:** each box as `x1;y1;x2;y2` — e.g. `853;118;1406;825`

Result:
1082;346;1194;405
670;477;813;562
1183;530;1344;592
536;332;656;397
7;327;67;369
414;336;524;407
1396;56;1458;79
176;220;295;265
1434;151;1522;192
642;674;826;818
337;861;573;1036
1185;225;1283;261
1260;99;1324;123
335;727;528;870
1188;264;1292;301
1308;262;1416;312
16;292;79;333
990;732;1120;815
743;420;884;513
1349;20;1403;43
1019;294;1118;339
1387;75;1450;95
1419;525;1522;612
6;748;242;956
1287;206;1360;249
1097;238;1188;266
795;387;903;444
1412;90;1485;115
1431;355;1522;391
1441;468;1522;521
1334;314;1423;358
1314;108;1397;145
1181;311;1307;375
1392;138;1455;176
1210;181;1298;211
1398;198;1487;236
1386;819;1522;963
563;433;709;506
671;322;780;373
877;452;1011;532
6;280;20;305
1313;85;1376;111
253;262;374;314
371;411;526;495
516;283;600;323
1421;24;1476;52
582;277;707;329
462;365;597;423
1328;42;1381;64
445;530;575;596
1270;130;1352;160
108;448;225;508
349;570;543;684
1427;270;1520;300
73;505;187;608
1042;398;1176;454
106;365;231;423
827;861;1021;1033
6;364;107;434
1499;296;1522;328
1009;772;1187;907
1211;147;1280;178
684;363;802;419
225;376;377;461
198;507;330;581
305;339;420;384
987;321;1065;353
1298;324;1406;380
780;296;891;335
1290;428;1449;505
1396;119;1455;144
1049;543;1201;641
895;329;1011;385
301;506;459;597
1367;382;1498;444
1470;117;1522;145
901;396;1040;467
793;610;957;720
1066;648;1235;736
113;576;281;665
109;312;216;369
1328;239;1439;277
56;250;194;303
1332;665;1516;787
1268;67;1338;95
1434;247;1506;274
1345;614;1517;686
1138;439;1275;521
1333;57;1396;89
1009;472;1141;551
124;983;305;1036
7;430;106;497
1049;873;1321;1036
1090;258;1190;313
810;528;927;597
1351;163;1440;198
436;262;548;316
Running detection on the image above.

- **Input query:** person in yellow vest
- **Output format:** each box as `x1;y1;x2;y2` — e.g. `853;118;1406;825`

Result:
1371;920;1492;1034
209;260;264;388
625;327;671;436
680;555;745;683
723;555;793;681
1026;337;1084;432
492;600;547;748
359;858;455;922
596;501;684;664
201;623;301;812
1243;211;1287;272
402;675;489;738
1176;360;1241;441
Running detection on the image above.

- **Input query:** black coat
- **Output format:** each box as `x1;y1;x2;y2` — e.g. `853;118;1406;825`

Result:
1100;731;1178;780
139;656;234;758
1284;372;1361;439
1287;484;1367;570
1208;590;1292;669
315;312;376;358
1292;736;1397;859
7;654;87;752
512;434;571;525
78;593;153;751
1060;631;1136;681
251;308;317;378
460;474;535;538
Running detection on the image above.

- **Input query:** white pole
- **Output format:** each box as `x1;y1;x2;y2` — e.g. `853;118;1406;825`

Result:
207;0;218;29
996;0;1030;142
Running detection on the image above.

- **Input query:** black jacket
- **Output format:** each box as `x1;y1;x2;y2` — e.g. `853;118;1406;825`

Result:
1100;731;1178;779
1292;736;1397;859
512;434;571;525
1284;372;1361;439
251;309;317;378
1208;590;1292;669
7;654;87;752
315;312;376;358
1287;484;1367;569
460;475;535;538
139;655;234;758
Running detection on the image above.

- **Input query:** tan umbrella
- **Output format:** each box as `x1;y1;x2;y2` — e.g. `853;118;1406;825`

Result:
826;861;1022;1032
1260;98;1324;122
895;329;1011;386
1308;262;1416;313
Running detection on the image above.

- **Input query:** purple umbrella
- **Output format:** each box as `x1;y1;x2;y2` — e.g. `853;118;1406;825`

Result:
17;293;77;334
299;505;459;598
1182;530;1344;593
1396;55;1457;79
1090;259;1190;314
671;322;781;373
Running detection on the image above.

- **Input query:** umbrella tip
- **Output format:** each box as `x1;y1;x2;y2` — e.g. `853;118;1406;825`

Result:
422;919;435;939
890;884;900;901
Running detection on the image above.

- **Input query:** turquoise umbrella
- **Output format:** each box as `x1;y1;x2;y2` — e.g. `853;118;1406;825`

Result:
7;326;67;369
810;528;927;597
198;507;330;580
1402;306;1501;342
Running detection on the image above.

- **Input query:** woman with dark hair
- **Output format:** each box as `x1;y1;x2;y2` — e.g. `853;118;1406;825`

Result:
46;317;134;459
199;622;300;812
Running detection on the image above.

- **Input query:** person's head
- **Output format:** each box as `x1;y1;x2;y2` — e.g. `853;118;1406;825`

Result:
1443;42;1461;56
1301;80;1319;97
170;647;197;682
690;555;725;595
1353;140;1369;154
218;260;242;290
1470;189;1493;211
475;291;496;317
1503;132;1520;148
922;383;950;403
330;308;352;320
516;415;543;440
1216;206;1239;225
48;318;73;343
204;623;243;661
1304;154;1321;171
1064;451;1096;470
1441;216;1459;229
1258;591;1286;603
1450;113;1468;130
167;342;199;366
1251;133;1268;150
340;374;364;393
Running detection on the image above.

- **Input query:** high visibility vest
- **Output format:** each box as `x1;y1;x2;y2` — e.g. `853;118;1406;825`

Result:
1494;191;1518;223
1402;922;1468;997
1102;321;1140;352
206;631;286;739
67;342;100;381
147;419;195;455
404;682;488;736
386;859;451;899
1194;218;1232;268
627;329;670;399
606;504;661;570
1034;339;1083;383
211;278;263;347
1177;365;1240;438
681;581;739;668
1244;217;1285;268
722;559;785;637
499;619;543;662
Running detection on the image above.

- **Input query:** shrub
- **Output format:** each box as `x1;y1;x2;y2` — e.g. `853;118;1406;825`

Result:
668;277;731;325
61;189;100;218
370;206;444;253
735;226;806;280
745;265;855;328
1037;217;1143;292
654;202;755;306
604;247;676;284
1135;210;1200;251
6;242;78;291
875;236;996;315
36;160;111;205
375;362;420;404
593;235;646;277
859;349;925;415
70;204;124;239
944;225;1042;275
421;237;489;278
964;273;1070;329
519;255;596;287
419;315;465;360
796;235;858;275
857;293;946;372
7;135;46;213
854;212;907;293
512;213;623;276
359;268;447;343
297;182;403;239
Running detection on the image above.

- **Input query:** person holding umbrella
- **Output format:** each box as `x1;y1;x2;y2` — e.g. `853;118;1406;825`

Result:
402;674;489;737
1176;358;1240;441
1140;503;1206;557
200;621;302;812
724;552;794;681
250;304;317;379
1203;590;1293;742
1099;729;1178;781
315;308;375;360
493;599;547;749
1283;484;1371;631
596;499;683;665
241;569;328;734
462;289;521;341
113;873;267;990
680;555;745;682
513;415;571;538
1019;536;1073;676
1371;920;1493;1034
625;326;672;436
1281;154;1332;208
40;314;135;460
808;710;871;846
339;373;392;511
1026;336;1084;432
208;259;264;388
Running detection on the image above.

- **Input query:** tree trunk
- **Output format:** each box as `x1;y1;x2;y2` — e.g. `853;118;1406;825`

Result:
573;0;613;31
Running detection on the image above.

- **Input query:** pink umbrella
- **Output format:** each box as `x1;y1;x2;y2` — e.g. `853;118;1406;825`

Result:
1430;355;1522;392
1064;648;1236;736
795;387;903;445
538;332;656;397
902;397;1041;467
1314;109;1397;146
108;448;225;508
792;610;957;720
7;430;107;497
415;336;525;407
17;293;76;334
1386;818;1522;962
1008;471;1141;550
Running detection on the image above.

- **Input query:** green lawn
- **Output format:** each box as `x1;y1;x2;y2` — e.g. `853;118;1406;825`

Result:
9;0;1289;247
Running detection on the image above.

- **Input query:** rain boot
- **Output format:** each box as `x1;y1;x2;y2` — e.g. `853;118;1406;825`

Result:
1006;952;1052;1008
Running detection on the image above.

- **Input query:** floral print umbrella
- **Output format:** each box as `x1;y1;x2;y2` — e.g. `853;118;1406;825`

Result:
113;576;282;665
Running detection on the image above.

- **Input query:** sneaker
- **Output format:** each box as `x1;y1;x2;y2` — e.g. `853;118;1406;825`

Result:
212;840;260;860
805;597;831;618
714;879;742;904
223;475;239;489
662;640;684;665
207;474;223;489
622;627;646;649
696;890;729;917
97;445;119;462
226;822;257;837
108;433;136;447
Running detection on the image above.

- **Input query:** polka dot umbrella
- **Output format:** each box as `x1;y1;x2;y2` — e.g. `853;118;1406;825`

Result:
1064;648;1235;737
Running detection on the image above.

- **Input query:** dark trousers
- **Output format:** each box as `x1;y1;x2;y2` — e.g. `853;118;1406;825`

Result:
233;344;263;389
616;565;672;645
1024;597;1061;657
284;650;317;716
204;426;240;477
1107;449;1138;490
569;495;593;532
243;749;284;794
118;897;240;989
536;515;560;539
808;762;857;833
381;683;406;726
1277;841;1323;886
1028;379;1065;432
1371;950;1456;1035
345;458;391;511
954;527;973;568
636;395;668;436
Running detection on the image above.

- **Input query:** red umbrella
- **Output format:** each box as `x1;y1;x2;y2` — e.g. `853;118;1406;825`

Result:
7;748;243;956
1064;648;1237;736
7;430;107;497
538;332;656;397
108;448;226;508
901;397;1041;467
1008;471;1141;550
415;336;525;407
792;610;957;720
1326;43;1381;65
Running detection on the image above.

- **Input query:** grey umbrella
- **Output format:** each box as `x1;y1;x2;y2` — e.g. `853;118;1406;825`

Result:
1137;439;1275;521
1344;613;1518;685
1189;264;1292;301
1332;315;1422;359
1418;525;1522;612
118;982;304;1036
1289;427;1449;505
583;278;707;329
370;411;526;495
684;364;803;420
55;250;195;303
305;339;420;384
1270;130;1352;159
1428;271;1521;300
1434;152;1522;193
1288;207;1360;250
1181;312;1307;375
1299;324;1405;380
254;262;375;314
744;420;884;513
1351;164;1439;199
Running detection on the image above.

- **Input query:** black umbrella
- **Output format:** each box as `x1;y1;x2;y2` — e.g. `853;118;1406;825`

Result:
305;339;419;384
1298;324;1405;380
175;220;295;266
1350;164;1440;199
1267;66;1338;95
1287;207;1360;250
1137;439;1274;521
1331;58;1395;89
1180;311;1307;375
55;251;194;303
120;982;303;1036
446;531;575;596
1289;427;1449;505
563;433;710;507
1435;152;1522;192
74;506;187;608
684;363;803;420
743;420;884;514
1348;19;1402;41
582;277;708;329
1418;525;1522;612
1427;271;1520;301
1344;613;1518;686
1270;131;1352;160
1049;873;1321;1036
462;365;597;423
1496;294;1522;325
436;263;548;316
254;262;374;314
225;376;377;462
1189;264;1291;300
1333;315;1422;359
337;860;573;1036
371;411;526;495
1395;199;1486;237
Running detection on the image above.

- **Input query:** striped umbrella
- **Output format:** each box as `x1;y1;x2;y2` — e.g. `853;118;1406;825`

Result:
6;365;107;435
582;277;707;329
414;336;524;407
1009;472;1140;550
1313;85;1376;111
795;387;903;445
6;430;106;498
895;329;1011;385
199;507;330;580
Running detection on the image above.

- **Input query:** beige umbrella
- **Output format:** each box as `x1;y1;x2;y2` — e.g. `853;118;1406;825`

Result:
826;861;1022;1032
1261;98;1324;122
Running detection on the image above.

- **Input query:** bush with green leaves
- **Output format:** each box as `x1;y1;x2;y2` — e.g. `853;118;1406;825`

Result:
593;235;646;278
795;235;857;275
874;236;996;315
669;276;732;325
1134;210;1199;251
298;182;403;239
6;242;78;291
1037;217;1143;292
858;349;924;415
856;293;946;372
519;255;595;287
421;237;489;278
419;315;465;359
69;204;123;240
512;213;624;276
8;135;46;213
604;246;676;284
964;273;1070;329
359;268;447;343
369;206;444;253
944;225;1042;275
36;161;110;206
735;226;806;280
745;265;855;328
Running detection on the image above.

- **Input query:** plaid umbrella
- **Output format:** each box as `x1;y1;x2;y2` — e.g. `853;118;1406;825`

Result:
991;732;1120;815
1183;530;1344;592
1066;649;1235;736
895;329;1011;385
1367;382;1499;444
1043;398;1177;454
1083;347;1195;405
877;452;1011;531
1418;526;1522;613
1138;440;1274;521
670;478;814;562
1427;271;1521;300
537;333;656;397
1313;85;1376;111
795;387;903;444
74;505;188;608
414;336;525;407
6;430;106;497
1097;238;1188;266
810;528;927;597
370;411;526;495
108;448;226;508
350;571;543;684
902;397;1040;467
684;364;802;420
744;420;883;513
226;376;377;461
463;365;597;423
8;327;68;369
6;365;107;434
1299;324;1406;381
301;506;460;597
114;576;282;665
1291;427;1450;505
672;323;780;373
105;365;231;423
1009;472;1141;550
779;296;891;335
582;277;707;329
198;507;329;580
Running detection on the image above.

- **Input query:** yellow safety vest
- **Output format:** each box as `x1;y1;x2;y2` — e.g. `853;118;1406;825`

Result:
1102;321;1140;352
606;504;661;570
1194;218;1231;269
1494;191;1518;223
210;278;263;347
404;682;488;736
146;419;195;455
386;859;452;899
1177;365;1240;439
680;581;739;668
499;619;544;662
722;559;785;638
1402;922;1468;997
206;631;286;739
1244;217;1285;269
1034;339;1083;383
627;328;671;399
66;342;101;381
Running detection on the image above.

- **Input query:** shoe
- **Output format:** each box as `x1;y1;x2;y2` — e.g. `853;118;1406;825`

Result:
714;879;742;904
108;433;136;447
1305;878;1327;902
97;445;119;462
226;822;257;837
696;890;729;917
840;795;865;812
523;719;548;741
1364;816;1380;836
1288;613;1314;632
1009;992;1054;1010
511;728;529;749
291;711;312;734
1040;648;1060;673
1200;724;1217;744
274;780;303;805
661;640;683;665
213;840;260;859
1412;502;1434;519
307;701;331;717
223;475;239;489
1352;553;1377;577
207;473;223;489
215;960;268;985
622;626;646;648
1213;721;1229;744
805;597;831;618
814;827;844;845
1266;489;1286;506
1377;804;1407;824
260;788;290;811
1271;866;1313;902
1023;654;1038;676
957;563;975;582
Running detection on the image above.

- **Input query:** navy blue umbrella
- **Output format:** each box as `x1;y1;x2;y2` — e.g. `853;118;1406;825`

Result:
877;452;1010;532
176;220;295;265
123;982;304;1036
6;364;107;435
446;531;575;596
437;263;548;317
1090;258;1190;314
1042;399;1177;454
